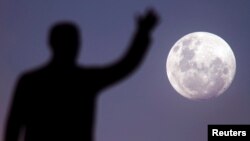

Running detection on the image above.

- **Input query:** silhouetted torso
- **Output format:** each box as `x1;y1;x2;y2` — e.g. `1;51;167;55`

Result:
5;9;158;141
20;65;107;141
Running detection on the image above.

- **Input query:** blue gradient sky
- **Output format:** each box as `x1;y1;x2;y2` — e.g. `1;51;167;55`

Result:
1;0;250;141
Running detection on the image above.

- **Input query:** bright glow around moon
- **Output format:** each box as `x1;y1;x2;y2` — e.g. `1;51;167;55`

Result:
166;32;236;100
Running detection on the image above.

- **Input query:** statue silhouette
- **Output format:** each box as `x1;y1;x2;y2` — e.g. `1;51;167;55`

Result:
4;9;159;141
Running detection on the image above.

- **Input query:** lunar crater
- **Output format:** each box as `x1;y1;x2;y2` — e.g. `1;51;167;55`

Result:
182;38;192;47
179;47;196;72
173;45;180;52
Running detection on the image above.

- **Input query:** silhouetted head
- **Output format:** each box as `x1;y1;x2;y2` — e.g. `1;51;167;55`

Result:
49;22;80;65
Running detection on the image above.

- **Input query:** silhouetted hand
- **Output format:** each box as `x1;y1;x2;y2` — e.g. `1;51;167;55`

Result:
137;9;159;33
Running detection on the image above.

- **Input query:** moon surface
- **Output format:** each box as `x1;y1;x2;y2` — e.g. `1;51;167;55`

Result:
166;32;236;100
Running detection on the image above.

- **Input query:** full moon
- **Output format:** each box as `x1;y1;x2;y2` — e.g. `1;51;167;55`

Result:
166;32;236;100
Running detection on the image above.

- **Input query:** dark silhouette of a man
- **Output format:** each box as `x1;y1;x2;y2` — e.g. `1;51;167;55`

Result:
4;9;158;141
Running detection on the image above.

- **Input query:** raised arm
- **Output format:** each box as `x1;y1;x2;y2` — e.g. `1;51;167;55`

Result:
4;76;27;141
95;9;159;90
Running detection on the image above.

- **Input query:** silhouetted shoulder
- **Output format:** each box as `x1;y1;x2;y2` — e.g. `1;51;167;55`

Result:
18;67;47;80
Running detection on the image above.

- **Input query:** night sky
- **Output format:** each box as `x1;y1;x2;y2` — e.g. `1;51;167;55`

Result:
1;0;250;141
